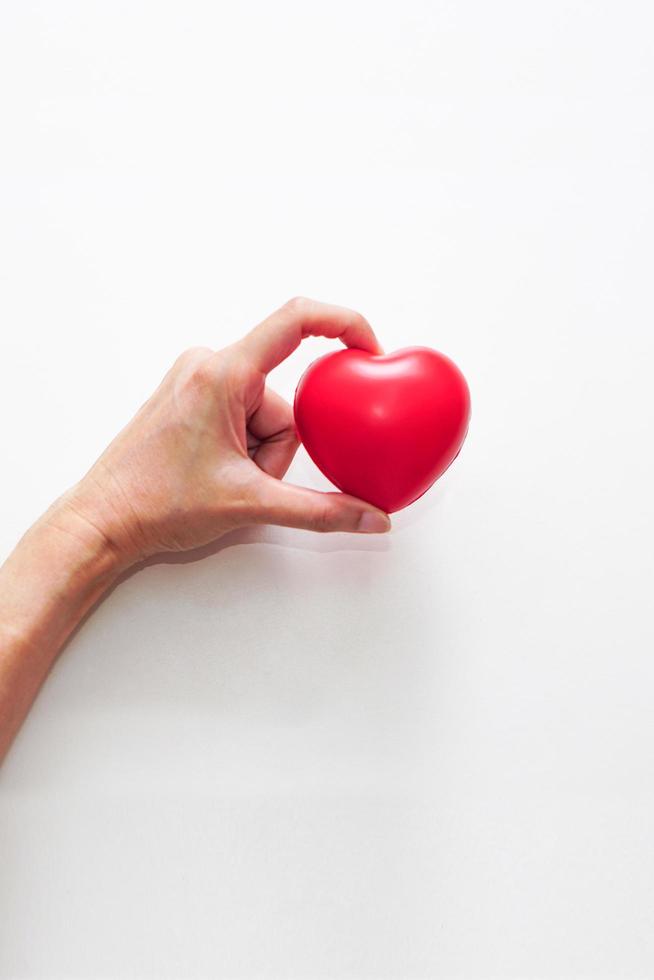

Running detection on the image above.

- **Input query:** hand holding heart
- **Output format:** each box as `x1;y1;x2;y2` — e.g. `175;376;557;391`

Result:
0;297;470;768
54;297;468;569
56;298;393;567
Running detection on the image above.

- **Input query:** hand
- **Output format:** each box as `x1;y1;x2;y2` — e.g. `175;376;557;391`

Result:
0;298;391;760
52;297;391;570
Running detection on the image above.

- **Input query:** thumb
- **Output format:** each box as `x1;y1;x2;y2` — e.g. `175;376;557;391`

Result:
252;476;391;534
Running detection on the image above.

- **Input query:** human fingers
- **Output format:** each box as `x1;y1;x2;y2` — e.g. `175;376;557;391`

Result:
247;387;299;479
249;473;391;534
237;296;383;375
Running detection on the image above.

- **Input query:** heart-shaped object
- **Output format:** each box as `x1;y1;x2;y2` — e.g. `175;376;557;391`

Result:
293;346;470;513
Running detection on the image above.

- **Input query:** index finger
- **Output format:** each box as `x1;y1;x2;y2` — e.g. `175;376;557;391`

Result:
238;296;384;374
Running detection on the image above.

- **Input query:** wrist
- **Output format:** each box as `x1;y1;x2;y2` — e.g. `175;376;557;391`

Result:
37;494;134;582
0;500;122;668
45;477;143;574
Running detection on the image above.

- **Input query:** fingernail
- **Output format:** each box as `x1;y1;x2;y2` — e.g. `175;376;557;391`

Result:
357;510;391;533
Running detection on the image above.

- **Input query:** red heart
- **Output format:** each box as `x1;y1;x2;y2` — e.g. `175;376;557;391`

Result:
293;346;471;513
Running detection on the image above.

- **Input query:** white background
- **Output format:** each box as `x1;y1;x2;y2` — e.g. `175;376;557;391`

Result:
1;1;653;977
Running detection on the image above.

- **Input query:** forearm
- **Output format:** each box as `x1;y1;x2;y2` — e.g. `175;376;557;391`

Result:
0;494;125;762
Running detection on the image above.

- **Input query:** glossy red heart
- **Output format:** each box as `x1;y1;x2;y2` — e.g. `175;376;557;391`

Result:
293;346;470;513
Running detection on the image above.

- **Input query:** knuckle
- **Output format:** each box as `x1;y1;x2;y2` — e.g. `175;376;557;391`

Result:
344;306;367;331
312;501;335;533
175;346;213;370
167;348;216;403
188;357;218;389
283;295;311;316
173;353;220;401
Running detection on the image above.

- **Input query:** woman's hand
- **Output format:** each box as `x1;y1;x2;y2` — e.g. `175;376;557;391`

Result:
52;297;391;571
0;298;391;760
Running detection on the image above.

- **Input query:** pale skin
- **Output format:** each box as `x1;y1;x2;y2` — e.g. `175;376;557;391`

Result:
0;298;391;763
